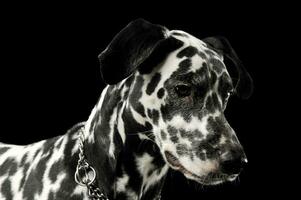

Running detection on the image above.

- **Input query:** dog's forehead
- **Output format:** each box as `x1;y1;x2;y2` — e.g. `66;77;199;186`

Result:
156;30;227;82
169;30;208;49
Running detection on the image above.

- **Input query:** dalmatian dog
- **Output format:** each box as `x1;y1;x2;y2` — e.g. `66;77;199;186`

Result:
0;19;253;200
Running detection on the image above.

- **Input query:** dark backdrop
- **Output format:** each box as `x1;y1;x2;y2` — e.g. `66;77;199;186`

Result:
0;2;294;199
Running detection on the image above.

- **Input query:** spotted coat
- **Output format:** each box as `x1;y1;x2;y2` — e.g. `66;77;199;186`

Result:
0;19;253;200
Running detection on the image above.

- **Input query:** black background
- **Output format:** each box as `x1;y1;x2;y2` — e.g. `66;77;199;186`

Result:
0;2;295;199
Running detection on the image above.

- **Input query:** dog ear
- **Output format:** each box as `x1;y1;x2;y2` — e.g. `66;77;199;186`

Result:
203;36;254;99
99;19;168;85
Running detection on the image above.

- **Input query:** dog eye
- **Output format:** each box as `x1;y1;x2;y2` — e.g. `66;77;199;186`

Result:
175;84;191;97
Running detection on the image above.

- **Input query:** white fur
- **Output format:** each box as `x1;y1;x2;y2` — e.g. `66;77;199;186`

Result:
135;153;169;197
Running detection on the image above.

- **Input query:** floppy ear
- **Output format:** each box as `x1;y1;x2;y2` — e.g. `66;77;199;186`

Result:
203;36;254;99
99;19;168;85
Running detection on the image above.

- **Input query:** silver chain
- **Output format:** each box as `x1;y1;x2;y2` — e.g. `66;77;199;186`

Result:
74;128;109;200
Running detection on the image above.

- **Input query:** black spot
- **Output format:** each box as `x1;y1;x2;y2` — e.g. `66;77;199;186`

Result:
196;151;206;160
210;58;225;74
207;116;219;132
179;129;203;141
160;131;167;140
160;97;193;123
146;73;161;95
129;76;146;117
0;147;9;154
179;58;192;69
145;122;153;130
167;126;179;143
167;126;177;135
1;179;12;200
147;108;152;119
49;160;63;183
147;108;160;125
207;133;221;146
19;163;30;190
179;129;194;141
157;88;165;99
33;149;41;159
192;140;213;160
170;59;192;79
23;170;43;199
176;144;189;156
9;162;17;175
179;129;186;136
170;135;179;143
205;95;215;113
177;46;198;58
48;191;55;200
160;104;170;122
0;158;17;176
210;70;217;86
193;129;203;138
152;110;160;125
212;92;221;110
20;153;28;165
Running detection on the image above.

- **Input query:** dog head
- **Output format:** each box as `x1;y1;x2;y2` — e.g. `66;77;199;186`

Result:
99;19;253;185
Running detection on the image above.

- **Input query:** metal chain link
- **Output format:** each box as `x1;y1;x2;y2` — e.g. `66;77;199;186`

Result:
75;128;109;200
87;184;108;200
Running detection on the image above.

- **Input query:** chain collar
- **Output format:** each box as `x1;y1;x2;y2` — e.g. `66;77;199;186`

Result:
74;128;109;200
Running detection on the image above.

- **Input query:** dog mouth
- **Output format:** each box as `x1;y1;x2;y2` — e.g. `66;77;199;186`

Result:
164;151;238;185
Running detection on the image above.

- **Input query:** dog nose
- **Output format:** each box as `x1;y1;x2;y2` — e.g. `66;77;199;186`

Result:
220;155;247;175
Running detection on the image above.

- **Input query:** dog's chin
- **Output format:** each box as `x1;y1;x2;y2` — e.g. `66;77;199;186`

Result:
185;172;239;186
164;151;238;185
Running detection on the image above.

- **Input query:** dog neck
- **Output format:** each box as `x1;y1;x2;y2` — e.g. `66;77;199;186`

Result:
83;78;168;199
